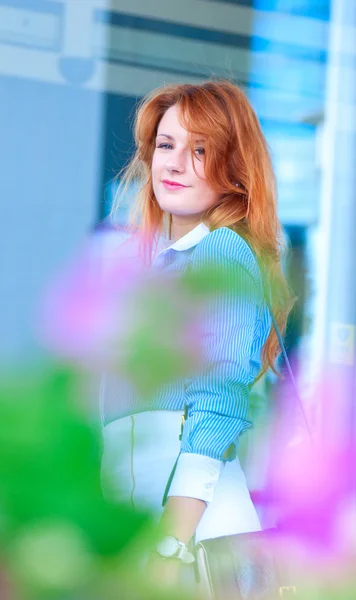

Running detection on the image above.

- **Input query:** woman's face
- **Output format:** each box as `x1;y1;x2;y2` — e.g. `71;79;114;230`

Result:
152;104;220;219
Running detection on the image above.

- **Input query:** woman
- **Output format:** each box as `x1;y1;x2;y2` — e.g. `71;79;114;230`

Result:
100;80;292;585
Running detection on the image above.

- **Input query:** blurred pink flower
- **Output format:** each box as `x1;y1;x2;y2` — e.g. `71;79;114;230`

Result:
260;372;355;562
37;230;203;386
37;231;145;370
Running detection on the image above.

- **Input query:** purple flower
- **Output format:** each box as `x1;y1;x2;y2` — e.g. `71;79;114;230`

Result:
37;230;203;390
38;231;145;370
259;372;355;562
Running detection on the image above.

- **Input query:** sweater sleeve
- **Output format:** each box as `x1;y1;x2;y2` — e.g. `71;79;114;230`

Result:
168;228;263;503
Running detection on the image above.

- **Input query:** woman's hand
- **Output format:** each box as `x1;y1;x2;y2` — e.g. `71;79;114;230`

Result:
145;553;181;590
143;496;206;592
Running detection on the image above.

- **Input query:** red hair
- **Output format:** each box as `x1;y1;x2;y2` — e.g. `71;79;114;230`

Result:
111;80;294;375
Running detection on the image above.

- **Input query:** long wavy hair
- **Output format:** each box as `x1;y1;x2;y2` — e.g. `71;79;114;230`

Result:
111;80;295;376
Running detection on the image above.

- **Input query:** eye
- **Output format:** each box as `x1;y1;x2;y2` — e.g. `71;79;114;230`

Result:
156;143;173;149
194;147;205;156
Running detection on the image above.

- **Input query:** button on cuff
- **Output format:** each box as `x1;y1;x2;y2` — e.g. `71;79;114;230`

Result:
168;452;223;503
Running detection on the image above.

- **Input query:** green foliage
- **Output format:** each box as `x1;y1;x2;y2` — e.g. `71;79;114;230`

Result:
0;369;146;552
0;368;193;599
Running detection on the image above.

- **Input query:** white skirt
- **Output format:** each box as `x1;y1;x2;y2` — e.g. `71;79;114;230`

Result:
101;411;261;543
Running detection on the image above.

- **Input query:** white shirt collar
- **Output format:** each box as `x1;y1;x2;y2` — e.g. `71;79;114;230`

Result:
156;222;210;258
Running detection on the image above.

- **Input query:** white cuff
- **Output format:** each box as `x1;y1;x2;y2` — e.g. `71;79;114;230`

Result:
167;452;224;503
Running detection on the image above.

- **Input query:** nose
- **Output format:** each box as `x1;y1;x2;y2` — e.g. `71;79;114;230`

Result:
164;147;186;173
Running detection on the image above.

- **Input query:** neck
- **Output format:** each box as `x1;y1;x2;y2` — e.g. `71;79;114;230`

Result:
170;215;204;242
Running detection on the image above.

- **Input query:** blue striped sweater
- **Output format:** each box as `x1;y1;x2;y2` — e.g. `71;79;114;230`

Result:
100;223;271;462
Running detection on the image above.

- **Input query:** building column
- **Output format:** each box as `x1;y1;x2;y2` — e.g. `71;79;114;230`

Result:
318;0;356;445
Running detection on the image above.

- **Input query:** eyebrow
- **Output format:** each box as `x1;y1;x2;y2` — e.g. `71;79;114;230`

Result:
156;133;206;143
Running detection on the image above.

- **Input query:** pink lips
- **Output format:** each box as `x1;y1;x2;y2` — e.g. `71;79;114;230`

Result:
162;180;188;190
